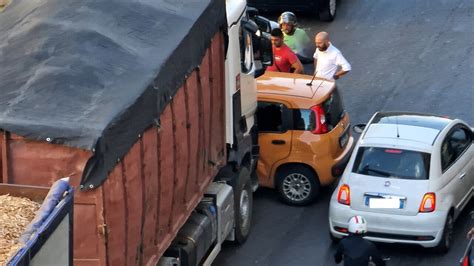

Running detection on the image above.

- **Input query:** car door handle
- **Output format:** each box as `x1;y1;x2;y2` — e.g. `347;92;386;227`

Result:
459;172;466;179
271;140;286;145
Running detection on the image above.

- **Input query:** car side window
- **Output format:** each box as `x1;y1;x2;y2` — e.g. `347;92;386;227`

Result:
257;102;287;132
441;126;471;172
292;109;315;131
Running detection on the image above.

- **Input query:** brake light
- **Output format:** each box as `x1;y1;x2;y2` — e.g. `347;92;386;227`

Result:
337;184;350;205
384;149;402;154
311;105;328;134
419;193;436;212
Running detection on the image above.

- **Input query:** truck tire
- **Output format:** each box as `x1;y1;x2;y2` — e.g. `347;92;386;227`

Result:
276;165;320;206
230;167;253;244
319;0;337;22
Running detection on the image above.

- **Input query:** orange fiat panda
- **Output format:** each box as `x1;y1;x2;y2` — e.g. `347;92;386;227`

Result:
256;72;354;205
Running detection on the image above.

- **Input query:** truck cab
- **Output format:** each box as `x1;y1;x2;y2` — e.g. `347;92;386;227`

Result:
225;0;272;189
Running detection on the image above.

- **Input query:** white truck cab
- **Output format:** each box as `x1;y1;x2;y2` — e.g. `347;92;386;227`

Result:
225;0;272;189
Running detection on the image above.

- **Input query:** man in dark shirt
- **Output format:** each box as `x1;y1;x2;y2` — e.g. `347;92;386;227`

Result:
334;215;385;266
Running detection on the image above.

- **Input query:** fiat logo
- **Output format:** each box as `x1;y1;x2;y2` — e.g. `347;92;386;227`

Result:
384;181;391;187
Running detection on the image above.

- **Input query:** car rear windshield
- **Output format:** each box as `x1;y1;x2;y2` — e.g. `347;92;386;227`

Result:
291;87;345;131
323;87;345;130
352;147;430;180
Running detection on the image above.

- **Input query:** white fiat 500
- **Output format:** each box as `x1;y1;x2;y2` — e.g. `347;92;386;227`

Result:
329;112;474;252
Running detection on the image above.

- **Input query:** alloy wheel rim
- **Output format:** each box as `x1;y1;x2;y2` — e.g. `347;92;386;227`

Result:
282;173;311;202
240;189;250;229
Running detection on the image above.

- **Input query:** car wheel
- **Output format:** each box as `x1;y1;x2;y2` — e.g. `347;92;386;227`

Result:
230;167;253;244
435;213;453;253
319;0;337;22
276;165;320;206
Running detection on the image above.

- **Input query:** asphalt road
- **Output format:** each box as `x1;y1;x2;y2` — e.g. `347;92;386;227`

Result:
215;0;474;265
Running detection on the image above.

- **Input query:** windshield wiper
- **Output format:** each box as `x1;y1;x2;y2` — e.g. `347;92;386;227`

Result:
361;165;391;177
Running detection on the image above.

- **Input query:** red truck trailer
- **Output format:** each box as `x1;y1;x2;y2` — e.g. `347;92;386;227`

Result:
0;0;272;265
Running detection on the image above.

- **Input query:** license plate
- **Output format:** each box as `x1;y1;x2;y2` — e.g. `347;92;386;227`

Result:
339;131;349;148
365;197;404;209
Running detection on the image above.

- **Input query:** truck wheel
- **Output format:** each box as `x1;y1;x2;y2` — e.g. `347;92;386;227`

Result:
319;0;337;22
435;214;453;253
276;165;319;206
230;167;253;244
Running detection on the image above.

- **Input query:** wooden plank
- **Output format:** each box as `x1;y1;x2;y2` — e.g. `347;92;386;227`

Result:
1;131;8;183
0;183;49;202
184;71;200;205
102;163;126;266
170;87;189;232
123;141;144;266
210;33;223;167
199;49;212;185
216;33;226;160
7;139;91;187
157;105;174;241
154;128;162;246
73;201;102;262
141;127;160;263
95;186;108;266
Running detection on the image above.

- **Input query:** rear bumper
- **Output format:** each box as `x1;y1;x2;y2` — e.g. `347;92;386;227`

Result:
328;198;447;247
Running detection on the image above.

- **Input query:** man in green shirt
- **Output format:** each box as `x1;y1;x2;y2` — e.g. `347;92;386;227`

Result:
278;12;313;64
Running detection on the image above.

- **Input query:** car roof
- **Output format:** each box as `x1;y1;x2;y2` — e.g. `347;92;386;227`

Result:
256;72;335;101
370;112;452;131
362;112;453;148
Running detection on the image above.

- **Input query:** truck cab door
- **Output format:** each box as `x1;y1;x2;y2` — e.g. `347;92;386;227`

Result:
256;101;292;187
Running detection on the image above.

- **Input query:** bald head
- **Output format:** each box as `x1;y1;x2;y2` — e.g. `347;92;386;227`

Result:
315;31;330;51
316;32;329;42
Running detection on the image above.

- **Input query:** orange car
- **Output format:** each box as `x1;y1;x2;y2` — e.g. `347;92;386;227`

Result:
256;71;354;205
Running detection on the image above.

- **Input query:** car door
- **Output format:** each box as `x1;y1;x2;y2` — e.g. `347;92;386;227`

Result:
256;100;292;187
440;125;473;211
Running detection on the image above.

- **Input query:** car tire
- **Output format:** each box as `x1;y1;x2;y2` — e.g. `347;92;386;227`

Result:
276;165;320;206
319;0;337;22
435;213;453;253
230;167;253;244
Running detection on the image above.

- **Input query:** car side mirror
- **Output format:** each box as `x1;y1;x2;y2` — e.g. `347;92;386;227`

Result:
353;124;366;134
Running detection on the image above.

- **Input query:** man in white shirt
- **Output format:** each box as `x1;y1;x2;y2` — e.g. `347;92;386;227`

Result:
313;31;351;81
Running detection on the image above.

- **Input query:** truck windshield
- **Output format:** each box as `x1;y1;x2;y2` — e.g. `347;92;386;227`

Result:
352;147;431;180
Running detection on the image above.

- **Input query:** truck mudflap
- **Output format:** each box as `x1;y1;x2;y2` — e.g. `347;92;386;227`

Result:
6;178;74;266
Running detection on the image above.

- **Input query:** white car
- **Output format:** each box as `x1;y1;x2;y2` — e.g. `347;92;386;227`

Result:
329;112;474;252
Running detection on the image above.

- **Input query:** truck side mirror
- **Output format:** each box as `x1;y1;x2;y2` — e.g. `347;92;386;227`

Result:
243;19;258;34
254;15;272;34
254;34;272;78
247;6;259;18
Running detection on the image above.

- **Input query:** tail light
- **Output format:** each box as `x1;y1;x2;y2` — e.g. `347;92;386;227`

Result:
311;105;328;134
334;227;348;233
337;184;350;205
419;193;436;212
